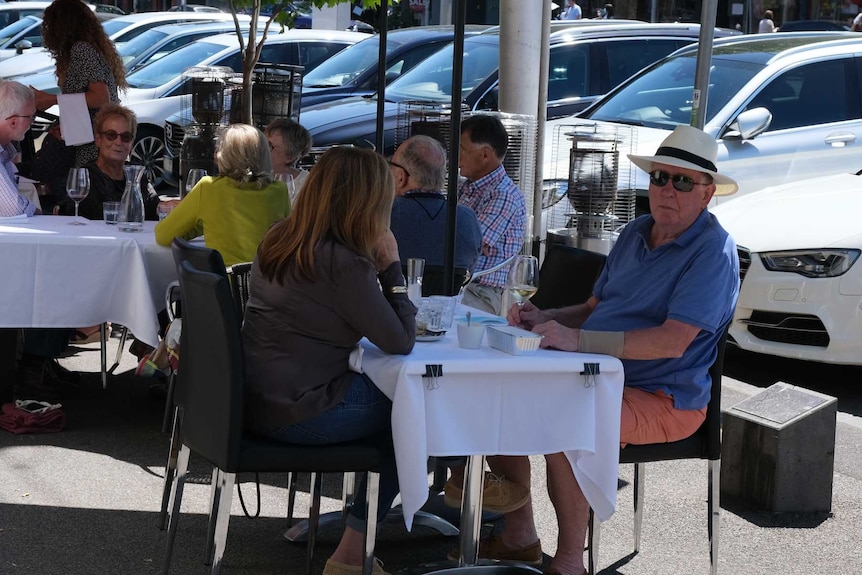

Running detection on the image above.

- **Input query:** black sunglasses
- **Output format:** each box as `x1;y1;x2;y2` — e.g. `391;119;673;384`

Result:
99;130;134;143
648;169;711;193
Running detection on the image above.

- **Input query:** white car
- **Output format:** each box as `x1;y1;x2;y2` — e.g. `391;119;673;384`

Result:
122;29;360;185
0;10;247;78
711;173;862;366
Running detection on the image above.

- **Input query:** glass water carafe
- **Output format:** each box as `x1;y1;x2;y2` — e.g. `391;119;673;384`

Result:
117;165;146;232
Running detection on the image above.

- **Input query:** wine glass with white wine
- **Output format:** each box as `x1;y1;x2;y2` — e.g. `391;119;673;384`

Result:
506;255;540;307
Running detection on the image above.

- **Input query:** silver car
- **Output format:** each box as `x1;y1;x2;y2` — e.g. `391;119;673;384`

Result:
546;32;862;216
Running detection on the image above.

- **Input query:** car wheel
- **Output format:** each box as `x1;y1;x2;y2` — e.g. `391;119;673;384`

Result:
130;126;166;188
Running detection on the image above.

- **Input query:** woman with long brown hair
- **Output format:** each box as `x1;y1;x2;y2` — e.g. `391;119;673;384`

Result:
242;147;415;575
33;0;127;167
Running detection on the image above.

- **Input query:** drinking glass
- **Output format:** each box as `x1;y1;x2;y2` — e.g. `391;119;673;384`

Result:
506;255;540;306
66;168;90;225
184;169;208;199
275;172;297;203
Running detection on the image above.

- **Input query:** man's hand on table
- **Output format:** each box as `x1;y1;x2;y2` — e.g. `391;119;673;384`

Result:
506;301;553;329
508;301;580;351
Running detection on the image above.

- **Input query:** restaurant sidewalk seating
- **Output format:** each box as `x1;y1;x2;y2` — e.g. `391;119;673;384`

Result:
587;328;729;575
163;260;387;575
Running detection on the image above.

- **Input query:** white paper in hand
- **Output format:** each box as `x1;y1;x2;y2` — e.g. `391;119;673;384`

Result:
57;93;94;146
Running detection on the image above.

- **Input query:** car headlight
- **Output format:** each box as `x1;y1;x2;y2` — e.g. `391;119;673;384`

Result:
759;249;861;278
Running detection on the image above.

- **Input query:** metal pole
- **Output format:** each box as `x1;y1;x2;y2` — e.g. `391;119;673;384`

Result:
691;0;718;129
374;0;388;154
443;0;466;295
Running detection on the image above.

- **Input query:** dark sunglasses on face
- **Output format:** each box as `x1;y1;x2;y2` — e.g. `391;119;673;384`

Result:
99;130;134;143
648;169;711;193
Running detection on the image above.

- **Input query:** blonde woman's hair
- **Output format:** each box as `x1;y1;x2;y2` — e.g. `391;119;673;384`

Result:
257;147;395;283
215;124;273;188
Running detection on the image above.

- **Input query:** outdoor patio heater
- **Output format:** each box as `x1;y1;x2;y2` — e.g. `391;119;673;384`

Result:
546;122;636;255
395;102;537;251
178;66;237;192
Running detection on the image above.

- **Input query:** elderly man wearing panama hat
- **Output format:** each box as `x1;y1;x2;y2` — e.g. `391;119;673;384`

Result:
456;126;740;575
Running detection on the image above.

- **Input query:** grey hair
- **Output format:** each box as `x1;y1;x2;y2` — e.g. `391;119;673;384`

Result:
265;118;313;166
398;135;446;189
0;81;34;121
215;124;273;189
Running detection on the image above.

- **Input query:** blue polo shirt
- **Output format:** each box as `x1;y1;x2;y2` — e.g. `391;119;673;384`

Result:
583;210;739;410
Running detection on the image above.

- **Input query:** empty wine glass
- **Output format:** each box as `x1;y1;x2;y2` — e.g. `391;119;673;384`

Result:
506;255;540;307
184;169;208;199
66;168;90;225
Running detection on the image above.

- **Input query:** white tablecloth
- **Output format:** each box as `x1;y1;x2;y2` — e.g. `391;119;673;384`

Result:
360;313;625;530
0;216;175;347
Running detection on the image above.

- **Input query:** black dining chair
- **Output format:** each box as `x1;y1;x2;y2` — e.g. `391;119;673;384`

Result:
587;327;729;575
530;244;607;311
163;260;387;575
158;239;232;530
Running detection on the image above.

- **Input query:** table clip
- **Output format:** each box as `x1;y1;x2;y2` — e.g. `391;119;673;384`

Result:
423;364;443;390
581;362;600;388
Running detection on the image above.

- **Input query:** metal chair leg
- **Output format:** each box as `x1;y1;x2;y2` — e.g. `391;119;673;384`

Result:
342;472;356;525
207;471;235;575
108;326;128;375
204;467;221;565
159;407;184;530
362;471;380;575
306;472;322;575
633;462;645;553
587;508;600;575
709;459;720;575
99;324;108;389
287;472;297;526
161;370;177;434
163;443;190;575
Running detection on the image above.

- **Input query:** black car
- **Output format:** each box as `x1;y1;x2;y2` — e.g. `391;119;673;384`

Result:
162;25;487;184
291;21;739;157
300;25;490;109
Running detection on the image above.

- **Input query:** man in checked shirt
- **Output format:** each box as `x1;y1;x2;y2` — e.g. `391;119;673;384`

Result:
0;81;40;217
458;114;526;315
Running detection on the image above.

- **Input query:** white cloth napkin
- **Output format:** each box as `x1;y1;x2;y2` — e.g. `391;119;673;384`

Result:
57;93;93;146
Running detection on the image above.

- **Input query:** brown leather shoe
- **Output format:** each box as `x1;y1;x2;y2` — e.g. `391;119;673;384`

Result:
443;472;530;514
446;534;543;566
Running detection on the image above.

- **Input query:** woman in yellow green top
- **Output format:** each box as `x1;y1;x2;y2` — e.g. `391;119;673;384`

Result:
155;123;291;266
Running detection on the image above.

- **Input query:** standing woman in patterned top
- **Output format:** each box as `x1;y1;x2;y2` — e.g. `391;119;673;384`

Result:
33;0;126;168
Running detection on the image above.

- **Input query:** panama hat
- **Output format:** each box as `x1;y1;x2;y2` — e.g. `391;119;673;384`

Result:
627;125;738;196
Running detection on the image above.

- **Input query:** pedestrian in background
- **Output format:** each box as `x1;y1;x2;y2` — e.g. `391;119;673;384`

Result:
558;0;582;20
759;10;777;33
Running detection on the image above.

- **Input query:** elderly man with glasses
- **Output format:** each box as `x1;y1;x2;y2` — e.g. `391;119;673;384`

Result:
0;81;39;217
458;125;740;575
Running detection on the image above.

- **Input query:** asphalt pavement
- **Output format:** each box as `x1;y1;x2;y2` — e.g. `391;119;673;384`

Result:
1;338;861;575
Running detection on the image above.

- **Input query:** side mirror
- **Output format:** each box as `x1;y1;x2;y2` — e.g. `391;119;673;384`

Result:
14;39;32;55
724;107;772;140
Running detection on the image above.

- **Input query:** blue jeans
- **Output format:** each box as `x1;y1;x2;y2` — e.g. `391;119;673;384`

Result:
263;372;399;529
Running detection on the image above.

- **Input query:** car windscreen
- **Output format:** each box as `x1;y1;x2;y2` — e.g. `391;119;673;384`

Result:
585;53;763;129
0;14;38;47
125;40;227;89
303;37;394;88
385;36;499;103
102;18;135;38
118;28;169;67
